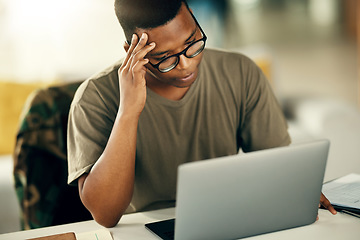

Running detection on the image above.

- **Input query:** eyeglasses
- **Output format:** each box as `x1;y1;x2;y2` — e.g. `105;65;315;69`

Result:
148;10;207;73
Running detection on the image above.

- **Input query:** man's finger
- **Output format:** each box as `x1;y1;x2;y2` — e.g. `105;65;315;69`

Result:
320;193;337;215
132;33;149;56
123;34;139;66
131;58;149;84
130;42;156;67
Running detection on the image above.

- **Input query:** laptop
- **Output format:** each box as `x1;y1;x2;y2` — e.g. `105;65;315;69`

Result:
145;139;330;240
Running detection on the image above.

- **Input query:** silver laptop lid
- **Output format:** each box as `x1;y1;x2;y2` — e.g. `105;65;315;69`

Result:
174;140;329;240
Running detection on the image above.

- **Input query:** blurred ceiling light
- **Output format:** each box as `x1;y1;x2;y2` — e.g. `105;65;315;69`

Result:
232;0;260;10
308;0;338;26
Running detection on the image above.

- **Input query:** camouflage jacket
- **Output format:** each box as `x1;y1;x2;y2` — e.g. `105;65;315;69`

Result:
13;81;92;229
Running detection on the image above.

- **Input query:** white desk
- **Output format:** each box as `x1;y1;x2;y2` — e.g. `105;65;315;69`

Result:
0;208;359;240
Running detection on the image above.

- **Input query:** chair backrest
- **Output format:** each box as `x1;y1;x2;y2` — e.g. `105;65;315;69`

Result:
13;81;92;230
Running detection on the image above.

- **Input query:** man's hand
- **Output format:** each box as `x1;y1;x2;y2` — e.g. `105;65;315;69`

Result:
317;192;337;220
118;33;156;117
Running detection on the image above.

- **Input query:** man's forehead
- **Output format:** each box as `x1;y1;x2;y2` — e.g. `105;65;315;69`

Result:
138;8;196;55
147;26;197;57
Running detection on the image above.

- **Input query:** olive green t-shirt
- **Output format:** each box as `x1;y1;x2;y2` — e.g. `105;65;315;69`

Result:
67;48;290;213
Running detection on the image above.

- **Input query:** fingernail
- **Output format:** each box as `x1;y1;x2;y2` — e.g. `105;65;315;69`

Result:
149;42;156;47
141;33;146;39
131;34;136;43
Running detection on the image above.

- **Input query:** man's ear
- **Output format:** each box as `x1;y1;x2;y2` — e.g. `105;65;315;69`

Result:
123;41;130;52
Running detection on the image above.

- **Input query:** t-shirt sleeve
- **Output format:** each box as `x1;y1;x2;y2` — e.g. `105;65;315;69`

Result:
238;56;291;152
67;80;115;185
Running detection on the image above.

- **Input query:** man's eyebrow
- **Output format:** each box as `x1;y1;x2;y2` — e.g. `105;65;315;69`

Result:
148;50;170;57
148;27;197;57
184;27;197;43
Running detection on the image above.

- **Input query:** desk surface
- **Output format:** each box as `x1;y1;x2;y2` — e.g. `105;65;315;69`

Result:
0;208;359;240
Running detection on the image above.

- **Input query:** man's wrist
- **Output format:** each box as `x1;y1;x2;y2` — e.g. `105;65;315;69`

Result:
117;108;141;123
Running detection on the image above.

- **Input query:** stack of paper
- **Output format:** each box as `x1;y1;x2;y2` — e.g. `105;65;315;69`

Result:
322;173;360;217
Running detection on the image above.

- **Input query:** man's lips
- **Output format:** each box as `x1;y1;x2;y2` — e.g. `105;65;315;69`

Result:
177;72;195;82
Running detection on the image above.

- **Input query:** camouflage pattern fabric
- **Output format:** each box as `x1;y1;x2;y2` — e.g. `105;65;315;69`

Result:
13;81;92;230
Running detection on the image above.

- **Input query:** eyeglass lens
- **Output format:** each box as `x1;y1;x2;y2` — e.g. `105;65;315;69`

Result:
158;40;205;72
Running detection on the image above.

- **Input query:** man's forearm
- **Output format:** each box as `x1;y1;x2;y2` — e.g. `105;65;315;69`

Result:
78;112;139;227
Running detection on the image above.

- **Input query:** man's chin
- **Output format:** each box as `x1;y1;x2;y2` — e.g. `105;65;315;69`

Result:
146;69;198;89
170;79;196;88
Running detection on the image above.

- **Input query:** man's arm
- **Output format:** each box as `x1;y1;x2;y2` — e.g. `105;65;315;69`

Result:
77;33;155;228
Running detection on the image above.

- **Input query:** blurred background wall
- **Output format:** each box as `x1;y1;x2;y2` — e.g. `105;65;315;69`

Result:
0;0;358;154
0;0;358;234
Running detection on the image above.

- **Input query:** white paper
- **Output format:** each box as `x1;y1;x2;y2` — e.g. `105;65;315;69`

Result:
76;229;113;240
322;173;360;209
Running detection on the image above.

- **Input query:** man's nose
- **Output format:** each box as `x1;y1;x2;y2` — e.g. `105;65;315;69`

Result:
177;54;191;70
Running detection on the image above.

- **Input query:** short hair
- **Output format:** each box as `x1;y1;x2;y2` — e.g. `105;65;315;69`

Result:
114;0;188;43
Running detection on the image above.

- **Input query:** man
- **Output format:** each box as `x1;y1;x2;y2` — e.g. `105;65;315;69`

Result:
67;0;336;228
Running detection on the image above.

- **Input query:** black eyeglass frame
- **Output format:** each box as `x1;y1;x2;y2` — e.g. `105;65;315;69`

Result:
148;10;207;73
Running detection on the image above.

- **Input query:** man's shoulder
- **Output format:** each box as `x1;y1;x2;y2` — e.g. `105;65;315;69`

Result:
72;59;123;105
88;59;123;82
